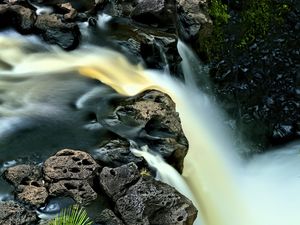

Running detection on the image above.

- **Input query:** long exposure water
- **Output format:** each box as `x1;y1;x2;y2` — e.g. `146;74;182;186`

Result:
0;31;300;225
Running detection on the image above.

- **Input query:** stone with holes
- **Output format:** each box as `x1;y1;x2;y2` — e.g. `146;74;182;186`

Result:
99;163;140;201
97;90;189;173
48;180;97;204
94;139;147;168
4;164;42;187
16;182;48;207
98;163;197;225
0;201;38;225
116;176;197;225
96;209;125;225
43;149;100;182
43;149;99;205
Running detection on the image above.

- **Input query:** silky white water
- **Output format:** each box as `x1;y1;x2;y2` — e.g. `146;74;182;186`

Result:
1;34;300;225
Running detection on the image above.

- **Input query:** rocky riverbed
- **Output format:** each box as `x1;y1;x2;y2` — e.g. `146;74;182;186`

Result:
0;0;299;224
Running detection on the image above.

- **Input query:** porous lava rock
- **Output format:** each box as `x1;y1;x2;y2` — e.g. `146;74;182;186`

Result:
34;14;80;50
98;90;189;173
96;209;125;225
176;0;212;40
48;179;97;204
99;163;140;201
4;164;47;207
0;4;36;33
4;164;41;187
0;201;38;225
131;0;173;25
43;149;100;204
99;163;198;225
16;182;48;207
93;139;147;168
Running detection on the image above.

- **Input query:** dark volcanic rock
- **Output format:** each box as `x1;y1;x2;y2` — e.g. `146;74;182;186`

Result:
48;179;97;204
43;149;99;182
98;90;189;173
0;4;36;33
17;182;48;207
4;164;42;187
4;165;47;207
93;139;147;168
99;163;197;225
96;209;125;225
99;163;140;201
131;0;173;25
209;0;300;150
43;149;99;205
176;0;212;40
34;14;80;50
0;201;38;225
116;177;197;225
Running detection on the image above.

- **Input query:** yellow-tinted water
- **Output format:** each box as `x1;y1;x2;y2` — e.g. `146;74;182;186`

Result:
1;35;300;225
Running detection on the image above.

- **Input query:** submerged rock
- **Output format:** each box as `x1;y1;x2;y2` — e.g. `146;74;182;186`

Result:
0;201;38;225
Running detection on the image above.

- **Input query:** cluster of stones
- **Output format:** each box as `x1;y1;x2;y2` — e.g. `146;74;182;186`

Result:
1;149;197;225
0;90;197;224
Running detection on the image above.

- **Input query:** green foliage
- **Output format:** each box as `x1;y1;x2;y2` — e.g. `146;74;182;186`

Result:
198;0;292;60
199;0;230;61
209;0;230;25
237;0;291;48
49;206;92;225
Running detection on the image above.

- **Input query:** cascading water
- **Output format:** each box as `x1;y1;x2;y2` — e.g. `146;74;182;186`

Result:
1;32;300;225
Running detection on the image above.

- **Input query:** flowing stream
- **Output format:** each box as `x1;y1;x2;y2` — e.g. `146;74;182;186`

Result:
0;31;300;225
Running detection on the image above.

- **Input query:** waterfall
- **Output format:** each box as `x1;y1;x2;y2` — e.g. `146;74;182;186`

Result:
1;33;300;225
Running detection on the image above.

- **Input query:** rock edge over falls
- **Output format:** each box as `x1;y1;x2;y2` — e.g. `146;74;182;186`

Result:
0;90;197;225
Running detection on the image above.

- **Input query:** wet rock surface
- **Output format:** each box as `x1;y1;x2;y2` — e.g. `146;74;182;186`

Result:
97;90;189;173
0;201;38;225
100;163;197;225
93;139;147;168
43;149;99;204
2;149;197;225
0;4;36;33
99;163;140;201
43;149;99;181
34;14;80;50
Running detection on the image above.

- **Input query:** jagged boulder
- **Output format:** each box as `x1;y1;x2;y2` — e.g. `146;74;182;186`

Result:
0;4;36;33
96;209;125;225
43;149;100;205
4;164;48;207
4;164;41;187
97;90;189;173
93;139;147;168
0;201;38;225
99;163;197;225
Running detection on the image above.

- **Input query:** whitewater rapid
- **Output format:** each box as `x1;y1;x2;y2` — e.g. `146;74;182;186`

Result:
1;33;300;225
